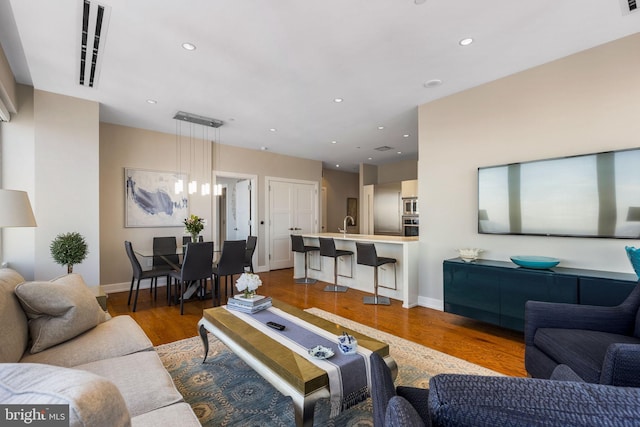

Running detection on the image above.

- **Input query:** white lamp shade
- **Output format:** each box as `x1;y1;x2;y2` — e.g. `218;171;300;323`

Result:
0;190;37;227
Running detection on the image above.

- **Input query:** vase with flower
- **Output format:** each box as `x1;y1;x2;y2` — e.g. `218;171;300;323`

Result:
184;214;205;243
236;273;262;299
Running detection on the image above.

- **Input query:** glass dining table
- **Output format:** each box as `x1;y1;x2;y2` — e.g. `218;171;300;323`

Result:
134;244;220;301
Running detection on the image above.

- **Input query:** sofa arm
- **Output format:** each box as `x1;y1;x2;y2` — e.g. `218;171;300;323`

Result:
600;343;640;387
428;373;640;426
550;364;585;382
397;386;430;425
0;363;130;427
524;300;635;346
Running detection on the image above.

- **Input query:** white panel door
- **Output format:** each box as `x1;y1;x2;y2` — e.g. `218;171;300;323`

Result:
235;179;251;239
269;179;318;270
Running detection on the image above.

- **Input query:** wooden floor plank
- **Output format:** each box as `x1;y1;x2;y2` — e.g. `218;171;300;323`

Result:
107;268;526;377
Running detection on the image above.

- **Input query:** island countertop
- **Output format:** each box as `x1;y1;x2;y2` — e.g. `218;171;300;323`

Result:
301;232;418;244
294;233;419;308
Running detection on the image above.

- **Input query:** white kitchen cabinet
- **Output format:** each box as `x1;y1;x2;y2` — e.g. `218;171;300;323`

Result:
401;180;418;198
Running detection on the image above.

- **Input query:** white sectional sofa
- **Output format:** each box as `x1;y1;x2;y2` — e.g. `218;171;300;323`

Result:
0;268;200;426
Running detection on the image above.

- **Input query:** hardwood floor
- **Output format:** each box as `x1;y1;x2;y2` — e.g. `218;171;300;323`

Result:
107;268;526;377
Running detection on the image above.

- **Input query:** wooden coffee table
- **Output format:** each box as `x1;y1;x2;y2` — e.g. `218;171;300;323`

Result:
197;299;396;426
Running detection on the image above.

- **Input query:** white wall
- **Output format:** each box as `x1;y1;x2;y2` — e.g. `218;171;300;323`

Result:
418;33;640;309
1;84;35;279
2;87;100;283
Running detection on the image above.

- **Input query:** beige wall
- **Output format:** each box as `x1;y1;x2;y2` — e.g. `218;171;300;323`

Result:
322;169;359;233
419;33;640;308
377;159;418;184
99;123;322;287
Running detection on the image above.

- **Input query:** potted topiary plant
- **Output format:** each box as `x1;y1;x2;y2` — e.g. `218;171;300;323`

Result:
50;232;89;273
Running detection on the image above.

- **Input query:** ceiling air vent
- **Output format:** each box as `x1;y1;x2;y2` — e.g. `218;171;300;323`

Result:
620;0;638;15
79;0;111;87
374;146;394;152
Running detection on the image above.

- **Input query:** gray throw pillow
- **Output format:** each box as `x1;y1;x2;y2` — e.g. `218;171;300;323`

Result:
15;274;108;354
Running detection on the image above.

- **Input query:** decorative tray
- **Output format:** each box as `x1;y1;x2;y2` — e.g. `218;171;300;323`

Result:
308;345;334;360
510;255;560;269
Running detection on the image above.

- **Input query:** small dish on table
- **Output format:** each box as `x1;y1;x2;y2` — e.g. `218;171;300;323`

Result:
308;345;334;360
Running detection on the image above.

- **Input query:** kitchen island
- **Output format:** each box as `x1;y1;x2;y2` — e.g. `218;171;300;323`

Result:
294;233;419;308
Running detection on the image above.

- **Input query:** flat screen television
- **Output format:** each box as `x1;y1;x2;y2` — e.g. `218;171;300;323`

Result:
478;147;640;239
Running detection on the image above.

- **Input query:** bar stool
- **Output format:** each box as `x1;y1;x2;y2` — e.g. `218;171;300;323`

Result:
356;242;396;305
291;234;319;284
319;237;353;292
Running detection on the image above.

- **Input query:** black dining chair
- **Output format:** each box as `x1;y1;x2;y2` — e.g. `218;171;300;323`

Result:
125;241;169;312
169;241;215;315
213;240;247;302
244;235;257;273
152;236;180;299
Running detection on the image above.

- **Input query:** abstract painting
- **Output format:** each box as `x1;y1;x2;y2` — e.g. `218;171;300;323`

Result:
125;168;188;227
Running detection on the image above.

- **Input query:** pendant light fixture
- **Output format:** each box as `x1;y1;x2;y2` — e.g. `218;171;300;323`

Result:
173;111;222;197
188;122;198;194
201;125;211;196
213;126;223;196
174;120;184;194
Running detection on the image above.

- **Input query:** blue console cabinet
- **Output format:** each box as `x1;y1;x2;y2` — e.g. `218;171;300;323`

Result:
443;258;638;332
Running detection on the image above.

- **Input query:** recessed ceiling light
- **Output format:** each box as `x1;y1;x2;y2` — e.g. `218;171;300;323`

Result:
334;98;343;103
336;164;340;168
182;42;196;51
459;38;474;46
377;126;385;130
423;79;442;88
403;134;409;138
368;157;373;160
146;99;157;104
269;128;277;132
397;151;402;154
331;140;337;144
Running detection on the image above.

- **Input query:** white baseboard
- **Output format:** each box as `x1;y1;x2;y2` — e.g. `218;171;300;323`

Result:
101;278;170;294
417;296;443;311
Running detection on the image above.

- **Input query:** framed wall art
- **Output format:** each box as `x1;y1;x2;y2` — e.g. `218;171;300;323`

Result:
347;197;358;225
125;168;188;227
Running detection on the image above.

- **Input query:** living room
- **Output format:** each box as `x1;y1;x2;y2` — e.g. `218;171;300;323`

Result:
1;2;640;426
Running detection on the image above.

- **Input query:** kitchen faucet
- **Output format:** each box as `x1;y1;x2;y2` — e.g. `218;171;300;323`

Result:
339;215;355;234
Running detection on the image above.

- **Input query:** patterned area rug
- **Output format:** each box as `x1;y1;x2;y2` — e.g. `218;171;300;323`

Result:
155;308;501;427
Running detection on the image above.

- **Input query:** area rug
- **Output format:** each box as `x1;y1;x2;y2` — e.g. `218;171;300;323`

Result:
156;309;501;427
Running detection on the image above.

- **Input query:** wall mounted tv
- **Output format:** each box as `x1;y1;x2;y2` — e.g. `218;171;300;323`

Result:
478;148;640;239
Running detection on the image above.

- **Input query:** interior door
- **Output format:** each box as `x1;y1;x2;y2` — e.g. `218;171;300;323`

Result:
235;179;250;239
269;179;318;270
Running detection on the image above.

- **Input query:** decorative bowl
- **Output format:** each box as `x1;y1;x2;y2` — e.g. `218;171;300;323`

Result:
510;255;560;269
458;248;483;262
337;334;358;355
308;345;334;360
625;246;640;278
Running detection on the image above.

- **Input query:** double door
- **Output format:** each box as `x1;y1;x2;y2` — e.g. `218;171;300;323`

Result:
268;179;318;270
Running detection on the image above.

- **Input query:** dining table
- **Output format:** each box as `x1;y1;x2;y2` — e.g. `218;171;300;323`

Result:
134;244;220;301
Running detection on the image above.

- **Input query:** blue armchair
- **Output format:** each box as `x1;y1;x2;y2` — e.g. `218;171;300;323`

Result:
375;360;640;426
525;282;640;385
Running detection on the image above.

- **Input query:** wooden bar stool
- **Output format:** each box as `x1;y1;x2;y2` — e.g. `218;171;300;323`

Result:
291;234;319;284
356;242;396;305
319;237;353;292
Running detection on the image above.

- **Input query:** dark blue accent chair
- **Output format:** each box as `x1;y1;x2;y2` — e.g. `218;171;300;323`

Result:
525;282;640;385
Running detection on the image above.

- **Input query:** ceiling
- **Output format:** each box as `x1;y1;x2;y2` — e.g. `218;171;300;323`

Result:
0;1;638;172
